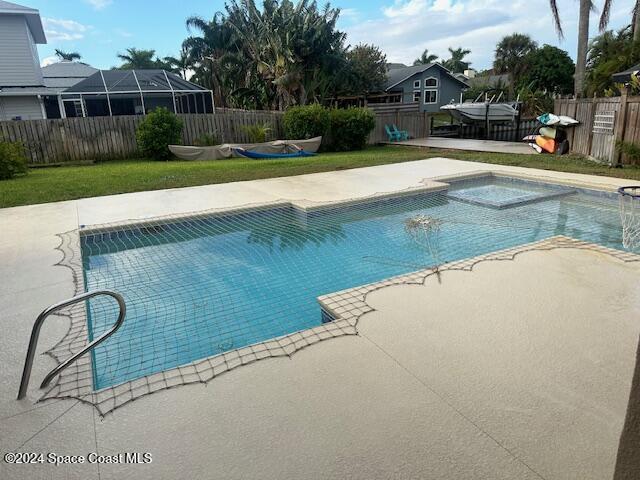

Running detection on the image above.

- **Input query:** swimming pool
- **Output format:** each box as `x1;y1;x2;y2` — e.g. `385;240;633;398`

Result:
81;175;624;389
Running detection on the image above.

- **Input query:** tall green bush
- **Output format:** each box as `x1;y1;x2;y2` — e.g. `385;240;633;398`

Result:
616;140;640;165
136;107;183;160
283;104;330;140
327;107;375;151
0;139;28;180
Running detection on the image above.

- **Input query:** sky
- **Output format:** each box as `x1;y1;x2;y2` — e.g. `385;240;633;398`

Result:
25;0;636;71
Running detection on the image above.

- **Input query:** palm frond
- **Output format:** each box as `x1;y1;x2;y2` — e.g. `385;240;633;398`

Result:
549;0;564;39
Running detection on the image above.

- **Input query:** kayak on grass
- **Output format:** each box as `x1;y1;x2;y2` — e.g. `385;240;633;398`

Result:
233;148;316;159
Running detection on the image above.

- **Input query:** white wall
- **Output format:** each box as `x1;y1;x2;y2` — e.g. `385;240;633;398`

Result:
0;15;43;86
0;96;44;120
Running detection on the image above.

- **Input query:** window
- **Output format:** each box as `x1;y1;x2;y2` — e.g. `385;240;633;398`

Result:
413;91;421;102
424;89;437;104
413;79;420;89
424;77;438;88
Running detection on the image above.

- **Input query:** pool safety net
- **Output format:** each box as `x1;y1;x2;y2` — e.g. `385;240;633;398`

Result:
38;185;640;415
619;186;640;251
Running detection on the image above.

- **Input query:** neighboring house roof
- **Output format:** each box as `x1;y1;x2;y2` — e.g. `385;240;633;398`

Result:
612;64;640;84
467;72;511;88
387;62;409;71
65;69;209;94
384;63;469;91
42;61;98;90
0;0;46;43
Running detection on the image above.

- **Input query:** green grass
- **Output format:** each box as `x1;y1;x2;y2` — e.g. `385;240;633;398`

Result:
1;145;640;208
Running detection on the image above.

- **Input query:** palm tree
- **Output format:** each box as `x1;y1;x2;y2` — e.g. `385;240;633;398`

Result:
181;0;347;109
413;49;438;66
54;49;81;61
549;0;616;97
634;1;640;41
442;47;471;73
116;48;158;69
493;34;537;79
184;13;239;108
163;45;192;79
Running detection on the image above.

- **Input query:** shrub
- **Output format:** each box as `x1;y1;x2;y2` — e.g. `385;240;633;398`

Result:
327;107;375;151
283;104;330;140
136;107;183;160
616;140;640;165
194;132;219;146
243;123;272;143
0;139;28;180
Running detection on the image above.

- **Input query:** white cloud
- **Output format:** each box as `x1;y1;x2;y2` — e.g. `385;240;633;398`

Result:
40;56;57;67
345;0;635;70
85;0;113;10
383;0;428;18
42;17;90;41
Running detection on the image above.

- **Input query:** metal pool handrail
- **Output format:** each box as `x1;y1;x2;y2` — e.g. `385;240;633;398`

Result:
17;290;126;400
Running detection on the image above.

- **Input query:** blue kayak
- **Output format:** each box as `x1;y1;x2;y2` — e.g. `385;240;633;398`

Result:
233;148;316;159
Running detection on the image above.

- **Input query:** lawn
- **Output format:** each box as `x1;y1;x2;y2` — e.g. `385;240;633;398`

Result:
1;145;640;208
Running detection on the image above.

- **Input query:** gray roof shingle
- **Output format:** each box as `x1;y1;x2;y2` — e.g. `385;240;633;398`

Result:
384;63;469;91
42;61;98;78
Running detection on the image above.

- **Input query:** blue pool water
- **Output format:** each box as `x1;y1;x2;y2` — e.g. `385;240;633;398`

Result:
447;176;576;208
82;176;624;389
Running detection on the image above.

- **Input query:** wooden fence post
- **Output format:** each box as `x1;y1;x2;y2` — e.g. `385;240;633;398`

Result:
613;86;630;167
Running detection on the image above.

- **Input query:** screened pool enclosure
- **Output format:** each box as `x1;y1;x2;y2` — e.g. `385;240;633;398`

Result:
60;69;214;117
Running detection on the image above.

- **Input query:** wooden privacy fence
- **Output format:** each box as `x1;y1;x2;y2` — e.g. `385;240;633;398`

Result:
554;94;640;165
369;109;537;143
0;108;284;165
369;111;429;143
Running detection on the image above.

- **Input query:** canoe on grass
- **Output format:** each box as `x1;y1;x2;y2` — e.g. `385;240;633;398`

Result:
169;136;322;161
234;148;316;159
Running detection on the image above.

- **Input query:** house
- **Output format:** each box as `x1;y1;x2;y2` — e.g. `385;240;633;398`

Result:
60;69;214;117
612;64;639;84
41;61;98;118
0;0;48;120
0;0;213;120
379;63;469;113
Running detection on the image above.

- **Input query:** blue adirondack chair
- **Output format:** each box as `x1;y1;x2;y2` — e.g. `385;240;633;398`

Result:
384;124;402;142
392;124;410;140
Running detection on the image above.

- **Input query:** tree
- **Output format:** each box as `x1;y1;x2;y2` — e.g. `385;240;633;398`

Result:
442;47;470;73
549;0;616;97
54;49;81;61
344;44;387;94
413;49;438;66
162;45;192;79
182;0;348;110
586;25;640;96
116;48;159;69
520;44;575;94
635;2;640;41
493;34;537;84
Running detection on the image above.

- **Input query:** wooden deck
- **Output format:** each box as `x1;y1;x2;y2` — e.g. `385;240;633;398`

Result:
392;137;535;155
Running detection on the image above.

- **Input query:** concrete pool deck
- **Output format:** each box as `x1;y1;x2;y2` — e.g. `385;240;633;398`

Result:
1;157;639;479
391;137;536;155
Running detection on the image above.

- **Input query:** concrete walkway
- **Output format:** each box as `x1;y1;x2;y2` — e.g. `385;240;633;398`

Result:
1;157;638;480
394;136;536;155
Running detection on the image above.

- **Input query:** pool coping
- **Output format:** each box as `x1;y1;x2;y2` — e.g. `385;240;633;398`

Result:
38;173;640;416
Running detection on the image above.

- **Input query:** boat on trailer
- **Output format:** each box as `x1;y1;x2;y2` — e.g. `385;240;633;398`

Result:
440;90;520;125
